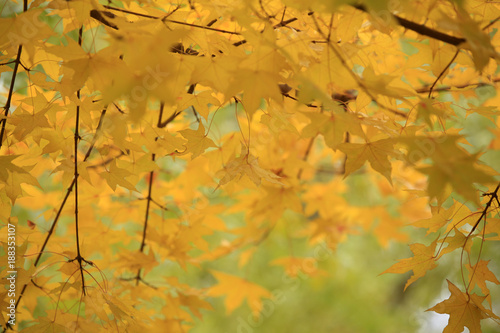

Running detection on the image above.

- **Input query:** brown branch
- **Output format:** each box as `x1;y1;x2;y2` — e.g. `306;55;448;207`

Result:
120;275;158;289
86;151;126;169
73;27;86;296
135;165;155;285
233;15;302;47
135;109;161;284
297;136;316;179
2;4;30;331
469;183;500;236
482;15;500;31
157;84;198;127
0;0;29;152
423;11;499;98
0;60;16;66
416;77;500;93
14;107;108;315
353;4;466;46
90;9;118;29
139;166;155;256
101;5;242;35
150;198;169;211
0;46;22;150
100;5;301;50
274;17;298;28
158;110;182;128
463;183;500;293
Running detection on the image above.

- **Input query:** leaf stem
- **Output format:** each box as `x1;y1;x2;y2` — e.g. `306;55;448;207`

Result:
427;50;460;98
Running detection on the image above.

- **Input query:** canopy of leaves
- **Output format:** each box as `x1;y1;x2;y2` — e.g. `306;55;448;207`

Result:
1;0;500;332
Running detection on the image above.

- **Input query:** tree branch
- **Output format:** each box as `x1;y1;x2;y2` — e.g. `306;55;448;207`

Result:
14;107;108;313
297;136;316;179
415;77;500;93
0;49;23;150
101;5;242;35
463;183;500;293
353;4;466;46
73;27;86;297
135;110;160;285
135;166;155;286
158;110;182;128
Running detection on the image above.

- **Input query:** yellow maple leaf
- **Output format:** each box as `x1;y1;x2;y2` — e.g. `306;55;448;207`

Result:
339;138;398;184
301;111;348;151
439;228;472;256
0;156;40;204
176;91;220;120
117;249;159;277
426;280;500;333
412;202;457;235
179;123;216;159
382;238;438;290
216;148;283;187
466;260;500;306
99;160;136;191
271;256;325;278
401;135;497;206
207;271;271;316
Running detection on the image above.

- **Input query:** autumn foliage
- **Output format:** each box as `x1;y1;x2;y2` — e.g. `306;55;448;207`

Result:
1;0;500;332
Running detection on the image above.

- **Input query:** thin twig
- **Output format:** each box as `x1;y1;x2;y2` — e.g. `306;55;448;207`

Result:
428;50;460;98
482;15;500;31
135;109;160;284
0;46;23;149
135;165;155;285
15;107;108;314
416;77;500;93
73;26;86;296
297;136;316;179
353;4;466;46
158;110;182;128
102;5;241;35
461;183;500;293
